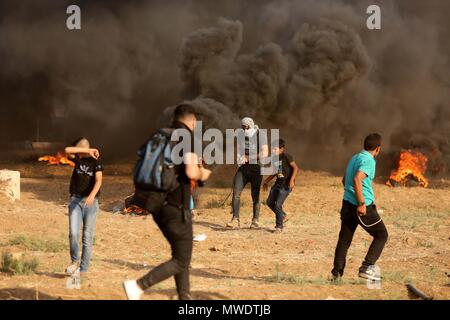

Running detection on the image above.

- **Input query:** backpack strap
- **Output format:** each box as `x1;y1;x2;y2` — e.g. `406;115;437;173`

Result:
158;128;175;139
159;127;188;221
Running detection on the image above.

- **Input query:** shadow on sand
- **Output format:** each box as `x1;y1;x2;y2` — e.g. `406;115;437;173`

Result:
0;287;61;300
102;258;274;284
194;220;275;233
145;288;230;300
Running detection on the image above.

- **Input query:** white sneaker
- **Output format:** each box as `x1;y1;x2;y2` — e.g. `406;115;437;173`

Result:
66;261;80;276
358;265;381;281
123;280;144;300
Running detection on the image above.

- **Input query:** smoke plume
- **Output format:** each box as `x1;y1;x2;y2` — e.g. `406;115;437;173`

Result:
0;0;448;174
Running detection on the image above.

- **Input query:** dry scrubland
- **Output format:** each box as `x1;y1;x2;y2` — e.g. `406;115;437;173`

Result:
0;163;449;300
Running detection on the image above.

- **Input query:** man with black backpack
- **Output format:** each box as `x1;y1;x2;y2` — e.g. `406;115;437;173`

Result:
123;104;211;300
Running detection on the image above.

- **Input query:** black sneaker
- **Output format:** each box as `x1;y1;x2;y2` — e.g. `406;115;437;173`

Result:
328;274;342;285
358;265;381;281
329;271;342;283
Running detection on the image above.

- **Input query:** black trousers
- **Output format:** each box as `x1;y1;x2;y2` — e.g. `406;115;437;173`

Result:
332;200;388;277
231;165;262;220
137;204;193;300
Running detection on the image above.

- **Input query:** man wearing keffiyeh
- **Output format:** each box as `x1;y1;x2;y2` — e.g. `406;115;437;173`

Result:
226;117;268;229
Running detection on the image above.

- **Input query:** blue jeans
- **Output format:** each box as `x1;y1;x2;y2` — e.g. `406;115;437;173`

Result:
267;184;291;229
68;196;98;272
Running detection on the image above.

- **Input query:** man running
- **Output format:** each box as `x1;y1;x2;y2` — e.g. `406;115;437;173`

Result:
123;104;211;300
331;133;388;281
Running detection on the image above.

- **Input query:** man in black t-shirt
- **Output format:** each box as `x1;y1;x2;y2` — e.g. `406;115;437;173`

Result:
263;139;299;232
65;137;103;276
70;156;103;198
123;104;212;300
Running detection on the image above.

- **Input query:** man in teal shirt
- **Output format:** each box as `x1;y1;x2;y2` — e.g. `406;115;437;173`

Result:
331;133;388;281
343;149;376;206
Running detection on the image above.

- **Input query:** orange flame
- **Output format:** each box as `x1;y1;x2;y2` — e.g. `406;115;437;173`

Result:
38;152;75;167
123;205;146;215
386;150;428;188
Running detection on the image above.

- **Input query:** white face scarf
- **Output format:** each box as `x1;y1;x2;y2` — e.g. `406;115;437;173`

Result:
241;117;259;137
244;127;258;137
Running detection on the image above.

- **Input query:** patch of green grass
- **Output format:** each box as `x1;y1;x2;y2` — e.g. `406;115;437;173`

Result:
385;211;448;230
152;254;163;260
363;239;369;248
7;235;67;253
330;182;342;188
428;264;438;282
51;265;64;274
268;265;329;286
268;273;329;286
393;218;418;230
389;211;448;231
0;252;39;275
204;199;225;209
345;278;366;285
383;270;410;284
330;277;345;286
417;240;434;248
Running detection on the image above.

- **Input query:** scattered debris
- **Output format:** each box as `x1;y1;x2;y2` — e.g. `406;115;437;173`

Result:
406;282;433;300
112;205;123;214
193;234;207;242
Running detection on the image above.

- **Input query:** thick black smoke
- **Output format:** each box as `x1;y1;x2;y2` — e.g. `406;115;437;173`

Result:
0;0;449;174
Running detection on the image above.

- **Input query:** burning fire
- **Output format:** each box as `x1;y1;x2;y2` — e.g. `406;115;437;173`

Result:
386;150;429;188
38;152;75;167
122;205;147;215
120;193;148;215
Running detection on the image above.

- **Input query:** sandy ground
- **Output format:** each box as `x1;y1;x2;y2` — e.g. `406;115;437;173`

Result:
0;163;449;300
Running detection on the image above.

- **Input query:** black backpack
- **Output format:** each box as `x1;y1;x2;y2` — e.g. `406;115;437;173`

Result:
129;128;180;214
